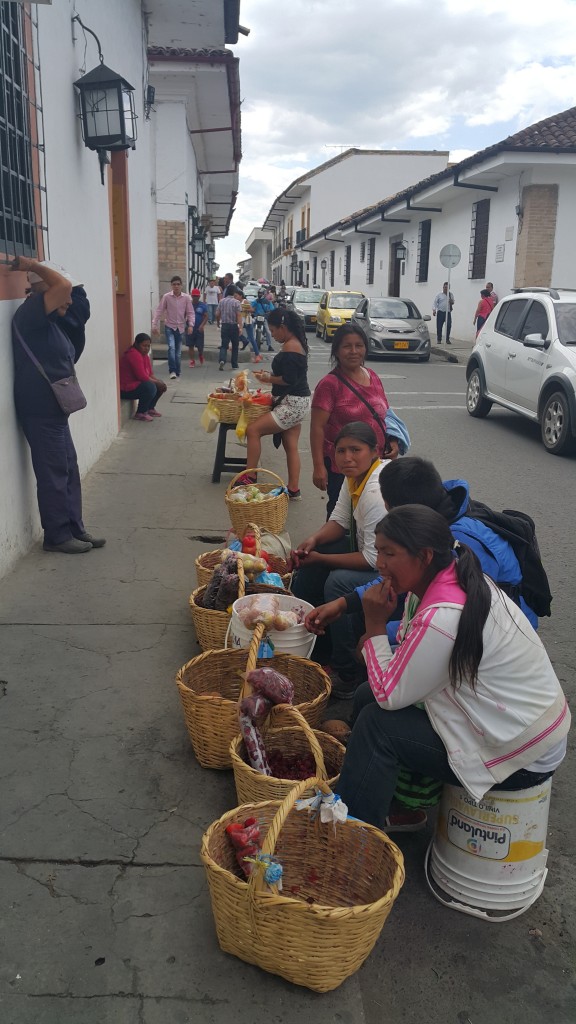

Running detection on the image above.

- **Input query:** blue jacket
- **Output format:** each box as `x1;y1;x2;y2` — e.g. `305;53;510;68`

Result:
348;477;537;630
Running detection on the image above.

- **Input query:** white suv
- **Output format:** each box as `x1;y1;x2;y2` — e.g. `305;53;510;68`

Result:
466;288;576;455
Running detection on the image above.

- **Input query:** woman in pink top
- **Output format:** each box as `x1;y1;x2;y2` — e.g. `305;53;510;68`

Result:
473;289;495;337
311;324;402;516
119;333;167;421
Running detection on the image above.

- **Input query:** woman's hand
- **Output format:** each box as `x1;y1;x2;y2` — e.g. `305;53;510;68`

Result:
288;536;318;569
304;598;346;635
362;577;398;628
312;465;328;491
10;256;34;272
154;379;168;394
385;438;400;460
253;370;270;384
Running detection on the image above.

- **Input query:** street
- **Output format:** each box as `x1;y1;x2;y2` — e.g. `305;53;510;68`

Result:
0;328;574;1024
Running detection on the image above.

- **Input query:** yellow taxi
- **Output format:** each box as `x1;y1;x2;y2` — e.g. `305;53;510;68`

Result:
315;290;365;340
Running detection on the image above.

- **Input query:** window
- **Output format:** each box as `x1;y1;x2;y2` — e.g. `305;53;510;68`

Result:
519;301;549;342
329;249;335;287
416;219;431;283
468;199;490;279
495;299;529;338
366;237;375;285
359;241;366;263
0;2;43;259
344;244;351;285
312;255;317;284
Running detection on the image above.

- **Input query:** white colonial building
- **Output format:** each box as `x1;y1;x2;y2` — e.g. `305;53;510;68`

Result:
0;0;243;575
293;107;576;342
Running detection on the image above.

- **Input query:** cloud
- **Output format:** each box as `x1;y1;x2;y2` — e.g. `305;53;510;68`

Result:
215;0;576;268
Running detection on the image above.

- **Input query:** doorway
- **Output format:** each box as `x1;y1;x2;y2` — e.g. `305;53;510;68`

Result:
388;240;402;296
110;151;134;362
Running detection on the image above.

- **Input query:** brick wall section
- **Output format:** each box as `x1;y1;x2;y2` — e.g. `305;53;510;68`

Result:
514;185;558;288
157;220;187;296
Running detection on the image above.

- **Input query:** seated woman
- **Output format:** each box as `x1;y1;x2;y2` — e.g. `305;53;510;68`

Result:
336;504;570;832
291;422;389;697
120;333;167;421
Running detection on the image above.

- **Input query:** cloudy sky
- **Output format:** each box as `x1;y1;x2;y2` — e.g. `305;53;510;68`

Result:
215;0;576;273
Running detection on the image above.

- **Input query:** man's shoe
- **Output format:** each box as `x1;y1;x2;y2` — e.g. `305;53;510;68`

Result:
383;810;428;833
446;340;451;345
189;359;195;367
170;372;177;379
147;409;162;417
219;361;225;371
75;532;106;548
43;538;92;554
199;355;205;365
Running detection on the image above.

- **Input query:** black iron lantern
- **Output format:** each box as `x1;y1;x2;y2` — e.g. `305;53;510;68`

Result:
396;242;408;261
74;62;137;154
193;233;206;257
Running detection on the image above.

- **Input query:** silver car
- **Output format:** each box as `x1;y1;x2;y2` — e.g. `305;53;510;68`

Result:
287;287;323;330
351;296;432;362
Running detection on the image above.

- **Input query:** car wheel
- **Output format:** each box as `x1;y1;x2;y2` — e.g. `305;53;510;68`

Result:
418;353;430;363
541;391;576;455
466;369;492;418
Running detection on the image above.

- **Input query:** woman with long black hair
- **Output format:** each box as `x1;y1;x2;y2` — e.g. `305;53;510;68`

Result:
336;504;570;831
240;308;310;499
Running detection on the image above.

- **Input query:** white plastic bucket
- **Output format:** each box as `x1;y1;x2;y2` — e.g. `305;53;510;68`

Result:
425;780;551;920
228;594;317;659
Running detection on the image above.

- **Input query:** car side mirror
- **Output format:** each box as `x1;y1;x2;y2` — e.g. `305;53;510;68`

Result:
422;314;432;321
523;333;548;348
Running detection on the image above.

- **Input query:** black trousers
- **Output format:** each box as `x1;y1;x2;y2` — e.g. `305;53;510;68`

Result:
21;415;85;546
436;310;452;342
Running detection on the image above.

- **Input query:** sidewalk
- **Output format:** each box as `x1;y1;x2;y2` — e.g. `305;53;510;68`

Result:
429;335;475;364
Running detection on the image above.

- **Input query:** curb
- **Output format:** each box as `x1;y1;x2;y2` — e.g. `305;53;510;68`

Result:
430;347;459;364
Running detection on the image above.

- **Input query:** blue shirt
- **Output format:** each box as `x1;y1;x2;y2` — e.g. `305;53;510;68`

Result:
192;301;208;330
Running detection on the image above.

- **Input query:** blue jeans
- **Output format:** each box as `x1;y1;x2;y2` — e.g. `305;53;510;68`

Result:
207;303;218;324
165;326;183;375
241;323;259;356
337;687;555;828
219;323;240;368
292;539;378;678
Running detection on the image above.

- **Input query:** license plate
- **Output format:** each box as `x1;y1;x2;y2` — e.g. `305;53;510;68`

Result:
310;316;316;323
394;341;410;350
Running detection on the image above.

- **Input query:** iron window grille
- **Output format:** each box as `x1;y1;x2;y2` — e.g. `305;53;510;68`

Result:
366;237;375;285
344;244;351;286
416;219;431;283
0;2;47;262
329;249;335;287
359;241;365;263
469;198;490;279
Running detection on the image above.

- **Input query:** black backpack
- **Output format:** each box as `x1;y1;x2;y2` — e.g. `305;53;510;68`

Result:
467;500;552;617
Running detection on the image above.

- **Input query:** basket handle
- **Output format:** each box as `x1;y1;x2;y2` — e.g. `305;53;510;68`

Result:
226;467;286;496
237;556;246;598
237;622;266;705
243;521;262;556
247;777;333;897
267;703;328;781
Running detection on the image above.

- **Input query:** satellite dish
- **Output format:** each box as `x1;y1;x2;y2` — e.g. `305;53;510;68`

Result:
439;244;461;269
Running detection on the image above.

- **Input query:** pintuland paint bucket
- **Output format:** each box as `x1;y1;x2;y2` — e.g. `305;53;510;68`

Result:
228;594;317;659
425;780;552;921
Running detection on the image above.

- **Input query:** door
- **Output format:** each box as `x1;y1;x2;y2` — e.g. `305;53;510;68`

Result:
388;243;401;296
484;298;529;402
505;300;550;414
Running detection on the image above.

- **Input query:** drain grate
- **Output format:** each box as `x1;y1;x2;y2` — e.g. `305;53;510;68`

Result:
189;534;226;544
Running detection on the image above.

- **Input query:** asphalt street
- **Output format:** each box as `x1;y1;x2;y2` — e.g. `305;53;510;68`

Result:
0;326;574;1024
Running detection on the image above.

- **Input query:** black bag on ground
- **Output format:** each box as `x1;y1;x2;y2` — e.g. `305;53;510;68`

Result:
467;500;553;617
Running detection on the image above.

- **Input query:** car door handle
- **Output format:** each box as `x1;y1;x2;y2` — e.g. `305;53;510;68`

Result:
485;342;491;348
508;352;517;359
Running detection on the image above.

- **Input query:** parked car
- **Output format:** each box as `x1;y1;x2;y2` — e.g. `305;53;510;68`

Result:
351;296;432;362
315;290;365;340
287;287;324;330
465;287;576;455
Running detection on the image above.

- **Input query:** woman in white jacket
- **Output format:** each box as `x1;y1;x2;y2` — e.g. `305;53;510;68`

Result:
291;422;389;698
337;504;570;830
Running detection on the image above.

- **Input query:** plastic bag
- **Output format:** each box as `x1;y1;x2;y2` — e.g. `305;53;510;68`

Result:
247;666;294;704
201;400;219;433
237;594;279;628
254;570;285;588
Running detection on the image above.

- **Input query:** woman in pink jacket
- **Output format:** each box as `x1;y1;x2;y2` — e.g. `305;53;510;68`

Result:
336;504;570;831
120;333;167;421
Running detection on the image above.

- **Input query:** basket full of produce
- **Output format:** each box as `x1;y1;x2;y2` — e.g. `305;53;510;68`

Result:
200;778;405;991
189;556;288;653
225;468;289;535
195;522;291;589
206;371;273;425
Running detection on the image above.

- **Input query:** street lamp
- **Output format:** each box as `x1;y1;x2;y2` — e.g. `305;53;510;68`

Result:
290;251;298;286
320;258;327;289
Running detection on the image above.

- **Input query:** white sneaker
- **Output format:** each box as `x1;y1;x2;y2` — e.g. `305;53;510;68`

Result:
170;372;177;379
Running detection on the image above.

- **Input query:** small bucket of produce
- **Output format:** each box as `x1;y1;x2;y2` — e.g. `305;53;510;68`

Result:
200;778;405;991
175;626;331;770
225;468;289;536
229;592;316;659
195;522;291;589
230;673;346;802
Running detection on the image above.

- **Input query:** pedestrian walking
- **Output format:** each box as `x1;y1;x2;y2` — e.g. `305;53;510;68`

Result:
485;281;498;304
203;278;221;324
152;276;194;379
239;296;262;362
473;288;495;337
188;288;208;365
216;284;243;370
432;282;454;344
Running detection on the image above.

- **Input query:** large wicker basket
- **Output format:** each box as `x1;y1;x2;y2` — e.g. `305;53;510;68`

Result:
189;559;288;652
225;468;289;535
195;522;291;589
209;393;242;424
230;704;346;804
201;779;405;991
175;628;331;769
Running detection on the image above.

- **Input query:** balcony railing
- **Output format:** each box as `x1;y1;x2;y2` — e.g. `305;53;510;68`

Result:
296;228;307;244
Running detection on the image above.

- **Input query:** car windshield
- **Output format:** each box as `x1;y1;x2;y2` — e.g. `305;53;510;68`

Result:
370;299;421;319
330;293;363;308
554;303;576;344
292;290;319;303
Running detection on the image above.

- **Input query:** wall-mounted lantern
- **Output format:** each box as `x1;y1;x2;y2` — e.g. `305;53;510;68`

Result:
396;242;408;261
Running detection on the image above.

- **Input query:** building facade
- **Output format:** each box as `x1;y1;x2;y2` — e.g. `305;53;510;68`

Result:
0;0;241;575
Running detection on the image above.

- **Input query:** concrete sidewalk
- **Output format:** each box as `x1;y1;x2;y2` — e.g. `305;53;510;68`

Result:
0;357;573;1024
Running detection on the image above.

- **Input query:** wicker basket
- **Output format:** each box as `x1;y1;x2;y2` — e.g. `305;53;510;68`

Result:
175;628;331;770
189;559;289;653
225;468;289;536
230;704;346;804
201;778;405;991
195;521;291;589
240;400;272;425
209;393;242;424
